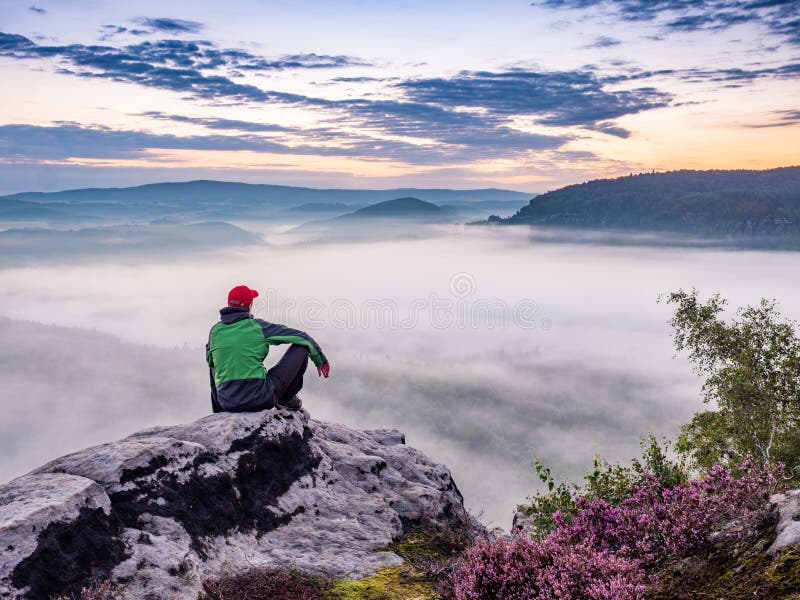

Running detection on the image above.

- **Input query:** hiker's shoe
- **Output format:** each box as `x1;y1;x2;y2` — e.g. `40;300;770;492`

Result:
278;395;303;411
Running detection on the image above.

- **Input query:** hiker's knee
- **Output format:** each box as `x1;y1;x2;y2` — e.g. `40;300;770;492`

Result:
288;344;310;367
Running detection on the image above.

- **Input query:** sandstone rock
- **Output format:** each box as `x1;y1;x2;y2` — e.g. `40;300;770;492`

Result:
0;473;120;600
768;489;800;555
0;409;477;599
511;508;537;536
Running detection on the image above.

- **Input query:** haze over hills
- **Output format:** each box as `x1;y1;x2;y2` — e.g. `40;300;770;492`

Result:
0;221;263;265
491;167;800;248
0;197;79;222
0;180;532;224
283;202;355;214
287;196;454;241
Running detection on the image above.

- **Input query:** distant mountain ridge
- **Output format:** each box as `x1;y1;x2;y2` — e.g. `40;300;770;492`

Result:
0;180;531;225
3;180;531;207
493;167;800;247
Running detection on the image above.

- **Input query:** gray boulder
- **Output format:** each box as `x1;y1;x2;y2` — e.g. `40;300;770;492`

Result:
768;489;800;555
0;409;476;599
511;508;538;537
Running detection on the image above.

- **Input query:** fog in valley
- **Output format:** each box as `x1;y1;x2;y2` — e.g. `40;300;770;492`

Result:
1;224;798;528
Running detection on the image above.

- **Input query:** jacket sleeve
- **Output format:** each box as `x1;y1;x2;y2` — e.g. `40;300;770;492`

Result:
205;326;215;367
255;319;327;367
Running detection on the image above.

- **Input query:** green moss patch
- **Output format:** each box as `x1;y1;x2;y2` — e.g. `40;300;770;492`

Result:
199;523;476;600
389;528;471;561
326;565;441;600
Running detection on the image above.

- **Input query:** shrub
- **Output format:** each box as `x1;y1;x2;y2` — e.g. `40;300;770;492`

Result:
390;523;476;599
519;436;689;538
456;460;777;600
52;581;125;600
663;290;800;479
200;568;329;600
454;536;646;600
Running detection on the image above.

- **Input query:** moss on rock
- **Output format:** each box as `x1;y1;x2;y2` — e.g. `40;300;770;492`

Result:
197;525;475;600
326;565;441;600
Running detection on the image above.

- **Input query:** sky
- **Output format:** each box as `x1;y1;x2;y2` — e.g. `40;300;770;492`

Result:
0;0;798;194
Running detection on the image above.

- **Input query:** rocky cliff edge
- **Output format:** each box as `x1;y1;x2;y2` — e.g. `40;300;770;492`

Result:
0;409;477;599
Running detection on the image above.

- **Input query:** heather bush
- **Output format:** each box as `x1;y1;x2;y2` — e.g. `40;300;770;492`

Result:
456;460;777;600
454;536;646;600
520;435;688;538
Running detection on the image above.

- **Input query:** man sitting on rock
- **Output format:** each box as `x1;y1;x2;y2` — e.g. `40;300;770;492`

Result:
206;284;330;412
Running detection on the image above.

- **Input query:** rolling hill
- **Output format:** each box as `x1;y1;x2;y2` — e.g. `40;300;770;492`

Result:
493;167;800;247
338;196;448;219
1;181;531;220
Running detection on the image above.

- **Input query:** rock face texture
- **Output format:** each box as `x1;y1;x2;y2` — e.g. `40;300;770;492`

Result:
769;489;800;555
0;409;473;599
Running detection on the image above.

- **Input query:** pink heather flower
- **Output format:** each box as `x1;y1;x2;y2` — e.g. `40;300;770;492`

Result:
455;460;777;600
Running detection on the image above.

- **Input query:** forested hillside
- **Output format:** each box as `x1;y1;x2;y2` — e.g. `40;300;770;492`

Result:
498;168;800;247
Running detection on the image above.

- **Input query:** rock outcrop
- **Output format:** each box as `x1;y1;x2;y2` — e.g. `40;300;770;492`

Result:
769;489;800;555
0;409;476;599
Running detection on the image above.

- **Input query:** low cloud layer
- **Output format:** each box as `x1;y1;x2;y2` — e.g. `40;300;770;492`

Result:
0;315;697;528
3;229;798;525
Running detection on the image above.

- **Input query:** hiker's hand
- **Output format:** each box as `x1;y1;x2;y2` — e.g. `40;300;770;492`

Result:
317;362;330;378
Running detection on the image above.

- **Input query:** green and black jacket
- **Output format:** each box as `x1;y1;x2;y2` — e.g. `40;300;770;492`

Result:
206;307;326;411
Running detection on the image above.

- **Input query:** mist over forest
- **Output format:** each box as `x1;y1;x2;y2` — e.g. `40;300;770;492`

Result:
2;212;798;527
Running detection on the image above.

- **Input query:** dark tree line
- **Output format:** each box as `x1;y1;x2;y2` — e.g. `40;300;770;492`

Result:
502;167;800;246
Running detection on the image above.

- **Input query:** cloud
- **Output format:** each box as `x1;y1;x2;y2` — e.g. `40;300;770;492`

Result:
0;123;355;162
138;109;564;157
586;35;621;48
329;76;397;83
396;69;671;129
99;25;150;40
0;33;369;105
328;98;572;152
0;31;667;137
139;111;294;133
687;63;800;85
0;123;273;161
138;17;204;34
0;118;572;167
747;108;800;127
28;5;46;14
257;53;369;70
0;32;672;163
533;0;800;45
0;31;374;120
604;62;800;87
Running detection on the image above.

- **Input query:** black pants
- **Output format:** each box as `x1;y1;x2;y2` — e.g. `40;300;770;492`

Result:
266;344;309;405
210;344;309;413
